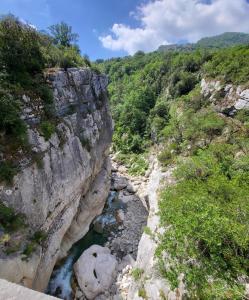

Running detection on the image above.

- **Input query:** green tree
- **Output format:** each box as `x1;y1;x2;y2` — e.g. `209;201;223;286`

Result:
0;14;44;80
48;22;79;47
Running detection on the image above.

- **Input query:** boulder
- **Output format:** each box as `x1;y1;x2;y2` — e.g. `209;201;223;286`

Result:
74;245;117;300
111;177;128;191
126;184;136;194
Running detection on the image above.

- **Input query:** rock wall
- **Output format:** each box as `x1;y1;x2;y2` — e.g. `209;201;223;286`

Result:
201;78;249;115
0;68;113;292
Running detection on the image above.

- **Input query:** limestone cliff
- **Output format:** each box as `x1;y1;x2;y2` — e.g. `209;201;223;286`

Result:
0;68;113;292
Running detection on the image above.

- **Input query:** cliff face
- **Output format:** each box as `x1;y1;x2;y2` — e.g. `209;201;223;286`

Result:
0;68;113;291
201;78;249;115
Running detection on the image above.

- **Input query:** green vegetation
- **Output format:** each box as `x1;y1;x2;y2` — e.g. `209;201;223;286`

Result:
48;21;79;47
155;87;249;297
40;121;55;140
138;287;147;299
101;41;249;298
158;32;249;53
204;46;249;84
157;143;249;298
132;268;144;281
0;202;24;232
197;32;249;49
115;153;149;176
0;15;91;182
0;161;17;184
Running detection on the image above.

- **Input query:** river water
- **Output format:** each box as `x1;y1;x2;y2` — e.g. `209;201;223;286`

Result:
46;191;124;300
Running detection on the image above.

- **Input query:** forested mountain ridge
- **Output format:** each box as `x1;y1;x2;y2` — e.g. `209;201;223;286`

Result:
158;32;249;52
98;44;249;298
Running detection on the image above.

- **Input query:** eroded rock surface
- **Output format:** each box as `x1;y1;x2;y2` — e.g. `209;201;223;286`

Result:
0;68;113;292
201;78;249;115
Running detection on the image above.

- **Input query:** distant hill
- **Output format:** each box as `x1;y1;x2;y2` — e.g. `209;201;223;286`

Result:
158;32;249;52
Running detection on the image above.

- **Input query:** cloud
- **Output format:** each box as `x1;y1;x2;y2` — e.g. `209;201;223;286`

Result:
99;0;249;55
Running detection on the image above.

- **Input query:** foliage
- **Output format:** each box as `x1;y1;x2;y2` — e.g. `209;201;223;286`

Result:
48;21;79;47
31;230;47;244
197;32;249;49
40;121;55;141
157;143;249;298
115;153;149;176
0;92;27;139
156;78;249;298
204;46;249;84
0;15;44;81
0;202;24;232
132;268;144;281
0;161;17;184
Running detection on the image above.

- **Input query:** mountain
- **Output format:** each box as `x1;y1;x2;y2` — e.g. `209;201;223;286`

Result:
158;32;249;52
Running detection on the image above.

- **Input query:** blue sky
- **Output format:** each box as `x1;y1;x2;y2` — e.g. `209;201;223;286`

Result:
0;0;142;60
1;0;249;60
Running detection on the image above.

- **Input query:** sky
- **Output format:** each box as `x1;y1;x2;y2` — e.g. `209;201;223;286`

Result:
0;0;249;60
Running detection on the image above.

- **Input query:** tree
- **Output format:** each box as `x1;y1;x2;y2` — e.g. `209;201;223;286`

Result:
0;14;44;77
48;22;79;47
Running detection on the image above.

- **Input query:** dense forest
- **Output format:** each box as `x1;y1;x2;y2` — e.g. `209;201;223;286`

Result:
1;14;249;298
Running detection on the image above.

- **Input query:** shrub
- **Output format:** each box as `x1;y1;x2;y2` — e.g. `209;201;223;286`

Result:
0;15;45;81
0;161;17;184
0;93;27;139
157;144;249;298
115;153;149;176
131;268;144;281
204;46;249;84
0;202;24;231
40;121;55;141
31;230;47;245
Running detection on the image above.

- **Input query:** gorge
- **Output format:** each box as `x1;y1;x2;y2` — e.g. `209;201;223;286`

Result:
1;14;249;300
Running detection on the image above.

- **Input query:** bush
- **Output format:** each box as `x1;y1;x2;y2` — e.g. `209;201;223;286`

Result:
157;144;249;298
40;121;55;141
131;268;144;281
115;153;149;176
0;202;24;231
0;161;17;183
204;46;249;84
0;15;45;81
0;93;27;139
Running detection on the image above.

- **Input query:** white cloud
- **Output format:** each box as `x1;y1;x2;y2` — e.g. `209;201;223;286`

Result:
99;0;249;55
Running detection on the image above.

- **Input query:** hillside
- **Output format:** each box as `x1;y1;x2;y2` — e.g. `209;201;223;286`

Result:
158;32;249;52
99;45;249;298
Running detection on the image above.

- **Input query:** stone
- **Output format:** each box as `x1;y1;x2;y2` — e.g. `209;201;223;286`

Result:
235;99;249;110
74;245;118;300
0;279;58;300
126;184;136;194
75;289;83;298
112;177;128;191
115;209;125;223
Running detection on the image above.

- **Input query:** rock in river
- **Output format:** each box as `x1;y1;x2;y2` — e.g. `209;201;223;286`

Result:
74;245;118;299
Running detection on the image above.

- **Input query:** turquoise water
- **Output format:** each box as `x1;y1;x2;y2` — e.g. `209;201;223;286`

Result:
46;229;107;300
46;191;123;300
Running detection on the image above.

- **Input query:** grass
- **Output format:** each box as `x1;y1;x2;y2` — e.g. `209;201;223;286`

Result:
131;268;144;281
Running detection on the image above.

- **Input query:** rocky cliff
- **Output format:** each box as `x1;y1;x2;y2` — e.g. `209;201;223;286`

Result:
0;68;113;292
